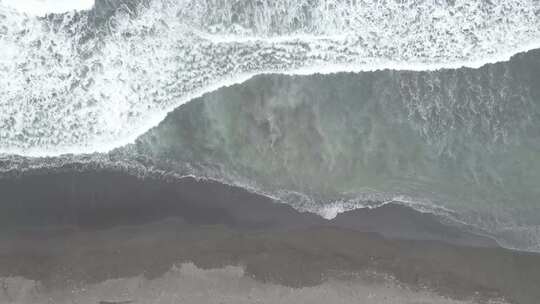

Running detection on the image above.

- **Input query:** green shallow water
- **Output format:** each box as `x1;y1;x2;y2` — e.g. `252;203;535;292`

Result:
131;50;540;250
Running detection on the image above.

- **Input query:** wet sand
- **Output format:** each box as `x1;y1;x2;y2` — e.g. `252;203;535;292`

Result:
0;262;496;304
0;169;539;304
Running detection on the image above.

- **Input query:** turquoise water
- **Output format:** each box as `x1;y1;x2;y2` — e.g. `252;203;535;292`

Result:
132;50;540;250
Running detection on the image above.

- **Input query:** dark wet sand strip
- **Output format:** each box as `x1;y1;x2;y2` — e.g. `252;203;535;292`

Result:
0;169;539;303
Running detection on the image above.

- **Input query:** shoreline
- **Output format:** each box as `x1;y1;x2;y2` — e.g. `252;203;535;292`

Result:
1;169;539;303
1;220;537;304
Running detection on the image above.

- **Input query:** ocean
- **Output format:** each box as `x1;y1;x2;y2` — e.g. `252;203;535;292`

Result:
1;0;540;303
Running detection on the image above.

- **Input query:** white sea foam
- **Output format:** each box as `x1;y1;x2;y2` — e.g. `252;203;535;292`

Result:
315;194;456;220
0;0;539;156
2;0;94;16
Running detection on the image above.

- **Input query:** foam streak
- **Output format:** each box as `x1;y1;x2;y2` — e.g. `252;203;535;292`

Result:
0;0;539;156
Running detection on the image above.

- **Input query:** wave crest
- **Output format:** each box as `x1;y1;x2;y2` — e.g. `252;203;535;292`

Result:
0;0;539;156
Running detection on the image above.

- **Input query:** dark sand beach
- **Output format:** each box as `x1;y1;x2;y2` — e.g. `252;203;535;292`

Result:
1;169;539;304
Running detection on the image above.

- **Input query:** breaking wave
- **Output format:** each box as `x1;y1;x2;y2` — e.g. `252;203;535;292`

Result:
1;0;539;156
2;0;94;16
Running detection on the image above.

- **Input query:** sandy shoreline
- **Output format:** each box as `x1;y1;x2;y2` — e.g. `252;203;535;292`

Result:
1;220;535;304
0;169;539;303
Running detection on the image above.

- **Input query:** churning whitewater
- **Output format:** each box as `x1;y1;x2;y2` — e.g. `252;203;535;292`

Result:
2;0;95;16
1;0;539;156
